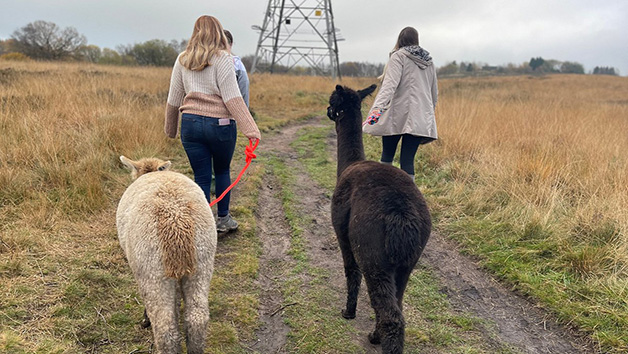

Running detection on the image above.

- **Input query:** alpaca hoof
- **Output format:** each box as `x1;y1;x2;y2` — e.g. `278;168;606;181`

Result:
141;318;151;328
341;309;356;319
141;310;151;328
368;331;381;345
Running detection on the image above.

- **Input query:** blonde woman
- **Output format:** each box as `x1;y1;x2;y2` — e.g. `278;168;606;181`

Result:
363;27;438;181
165;15;261;233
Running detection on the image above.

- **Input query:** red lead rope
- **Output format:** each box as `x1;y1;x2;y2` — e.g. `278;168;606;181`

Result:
209;138;259;207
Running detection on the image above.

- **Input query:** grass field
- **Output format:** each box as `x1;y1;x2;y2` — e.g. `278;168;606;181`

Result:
418;75;628;350
0;61;627;352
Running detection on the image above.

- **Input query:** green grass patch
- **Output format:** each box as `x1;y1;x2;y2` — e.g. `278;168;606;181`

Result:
439;214;628;351
264;155;309;267
264;153;362;352
405;266;516;353
205;153;264;352
290;126;337;193
419;157;628;352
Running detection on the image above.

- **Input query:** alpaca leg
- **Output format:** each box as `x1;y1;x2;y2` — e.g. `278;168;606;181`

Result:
394;266;413;310
141;279;181;354
342;264;362;319
364;274;405;354
380;310;405;354
368;309;382;345
181;274;211;354
338;242;361;319
141;308;151;328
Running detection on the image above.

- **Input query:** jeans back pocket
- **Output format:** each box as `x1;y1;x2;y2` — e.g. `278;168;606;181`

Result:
216;121;236;142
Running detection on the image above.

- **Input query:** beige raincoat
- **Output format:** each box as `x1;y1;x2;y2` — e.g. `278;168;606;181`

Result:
363;46;438;140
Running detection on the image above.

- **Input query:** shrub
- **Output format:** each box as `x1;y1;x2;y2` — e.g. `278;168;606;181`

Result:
0;52;31;61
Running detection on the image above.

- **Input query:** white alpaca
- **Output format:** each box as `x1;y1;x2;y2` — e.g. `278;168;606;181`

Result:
117;156;217;354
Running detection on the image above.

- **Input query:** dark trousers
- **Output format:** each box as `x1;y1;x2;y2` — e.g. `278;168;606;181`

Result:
381;134;430;175
180;113;237;217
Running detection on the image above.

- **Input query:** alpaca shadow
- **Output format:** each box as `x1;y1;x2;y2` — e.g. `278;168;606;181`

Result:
327;84;431;354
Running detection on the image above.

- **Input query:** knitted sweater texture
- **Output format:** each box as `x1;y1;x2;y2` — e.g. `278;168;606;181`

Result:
165;51;260;139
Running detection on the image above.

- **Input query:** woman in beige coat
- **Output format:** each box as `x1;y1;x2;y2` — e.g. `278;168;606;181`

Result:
363;27;438;181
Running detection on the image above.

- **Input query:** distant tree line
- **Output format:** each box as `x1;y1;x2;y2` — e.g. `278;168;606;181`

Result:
237;55;385;77
436;57;619;77
239;55;322;75
0;20;186;66
0;21;621;78
592;66;617;76
338;61;386;77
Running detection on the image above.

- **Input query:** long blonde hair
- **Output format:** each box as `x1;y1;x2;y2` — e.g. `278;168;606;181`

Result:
179;15;229;71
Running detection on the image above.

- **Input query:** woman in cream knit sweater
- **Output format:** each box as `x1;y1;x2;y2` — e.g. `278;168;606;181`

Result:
165;15;261;233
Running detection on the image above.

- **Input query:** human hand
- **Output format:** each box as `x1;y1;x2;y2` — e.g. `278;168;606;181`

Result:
366;108;383;125
245;128;261;144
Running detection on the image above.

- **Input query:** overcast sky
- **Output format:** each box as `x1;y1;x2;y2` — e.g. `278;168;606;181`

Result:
2;0;627;75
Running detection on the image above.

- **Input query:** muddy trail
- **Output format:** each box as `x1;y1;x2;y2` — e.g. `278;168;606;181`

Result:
246;115;593;353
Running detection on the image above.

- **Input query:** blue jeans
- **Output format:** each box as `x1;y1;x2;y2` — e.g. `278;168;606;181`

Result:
180;113;237;217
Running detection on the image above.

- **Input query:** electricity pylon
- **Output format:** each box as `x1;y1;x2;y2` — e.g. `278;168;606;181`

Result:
251;0;342;79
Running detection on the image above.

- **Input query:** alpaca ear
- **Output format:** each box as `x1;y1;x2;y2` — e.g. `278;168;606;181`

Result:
120;155;139;172
358;84;377;99
158;161;172;171
120;155;142;179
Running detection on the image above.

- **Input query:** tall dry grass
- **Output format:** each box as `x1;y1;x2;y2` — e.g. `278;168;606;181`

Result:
1;59;626;351
434;75;628;277
0;62;372;263
410;74;628;350
0;61;178;352
0;61;174;227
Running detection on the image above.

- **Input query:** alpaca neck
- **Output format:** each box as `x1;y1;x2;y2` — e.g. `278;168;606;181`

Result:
336;109;365;178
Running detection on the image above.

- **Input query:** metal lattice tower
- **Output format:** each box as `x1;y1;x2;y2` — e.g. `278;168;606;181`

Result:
251;0;342;79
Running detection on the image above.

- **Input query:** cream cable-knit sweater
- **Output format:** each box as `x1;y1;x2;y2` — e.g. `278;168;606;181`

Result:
165;51;260;140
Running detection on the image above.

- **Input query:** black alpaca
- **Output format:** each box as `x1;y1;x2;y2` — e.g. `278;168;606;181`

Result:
327;84;431;353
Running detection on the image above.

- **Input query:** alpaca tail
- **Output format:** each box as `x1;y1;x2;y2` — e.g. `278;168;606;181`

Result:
384;212;429;264
154;195;197;279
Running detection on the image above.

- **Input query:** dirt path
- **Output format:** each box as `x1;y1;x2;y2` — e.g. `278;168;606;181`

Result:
251;172;293;353
422;235;593;354
251;116;593;353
